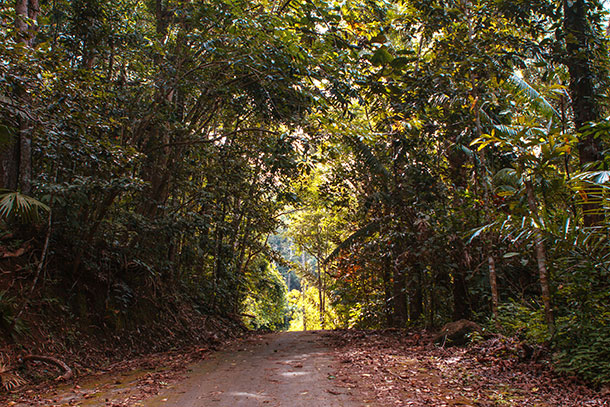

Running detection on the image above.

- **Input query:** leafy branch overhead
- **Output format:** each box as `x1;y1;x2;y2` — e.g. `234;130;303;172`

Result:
0;0;609;390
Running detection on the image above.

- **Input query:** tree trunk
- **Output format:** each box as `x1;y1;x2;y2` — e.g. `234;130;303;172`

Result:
427;272;435;328
392;264;408;327
451;267;470;320
72;189;120;275
301;253;307;331
563;0;604;226
317;258;323;328
301;287;307;331
19;121;31;195
0;141;19;190
2;0;38;193
211;204;227;311
525;179;555;336
488;255;501;329
408;264;423;323
18;0;38;194
321;264;326;328
383;256;394;327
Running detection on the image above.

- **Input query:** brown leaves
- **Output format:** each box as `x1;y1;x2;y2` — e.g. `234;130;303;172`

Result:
326;330;609;407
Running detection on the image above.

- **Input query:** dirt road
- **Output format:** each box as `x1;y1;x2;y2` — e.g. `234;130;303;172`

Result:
143;331;363;407
8;330;608;406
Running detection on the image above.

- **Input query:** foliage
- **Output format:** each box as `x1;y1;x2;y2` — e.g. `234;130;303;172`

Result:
0;0;355;330
0;0;609;387
554;325;610;386
287;287;338;331
496;301;550;343
0;191;50;223
0;291;27;338
242;260;289;331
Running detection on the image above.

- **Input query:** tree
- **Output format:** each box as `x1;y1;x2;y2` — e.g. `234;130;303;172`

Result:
0;0;39;193
561;0;609;225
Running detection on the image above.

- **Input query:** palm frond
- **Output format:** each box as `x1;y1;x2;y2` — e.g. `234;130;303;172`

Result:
493;124;520;137
508;74;561;119
0;191;50;223
467;222;497;243
325;221;380;264
571;170;610;184
345;135;390;181
494;168;521;192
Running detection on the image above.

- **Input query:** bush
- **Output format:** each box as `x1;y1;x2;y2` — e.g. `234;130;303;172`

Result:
554;325;610;386
496;300;550;343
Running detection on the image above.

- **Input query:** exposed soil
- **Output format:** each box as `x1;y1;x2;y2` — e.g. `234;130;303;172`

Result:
2;342;222;406
3;330;610;406
3;331;364;407
0;316;246;407
145;330;361;406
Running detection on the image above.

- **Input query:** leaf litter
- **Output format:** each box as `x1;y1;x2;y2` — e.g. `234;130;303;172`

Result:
324;329;610;407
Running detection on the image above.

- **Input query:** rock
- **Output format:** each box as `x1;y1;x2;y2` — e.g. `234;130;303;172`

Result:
433;319;483;346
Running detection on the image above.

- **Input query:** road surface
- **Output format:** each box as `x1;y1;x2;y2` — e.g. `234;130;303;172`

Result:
144;330;363;407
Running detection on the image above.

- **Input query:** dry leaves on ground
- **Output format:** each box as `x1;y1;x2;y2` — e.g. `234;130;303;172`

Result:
325;330;610;407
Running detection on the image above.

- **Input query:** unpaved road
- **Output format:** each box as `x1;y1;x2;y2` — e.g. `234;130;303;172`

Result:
144;330;363;407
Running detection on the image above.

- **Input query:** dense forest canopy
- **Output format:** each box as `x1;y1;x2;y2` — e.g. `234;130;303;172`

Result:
1;0;610;386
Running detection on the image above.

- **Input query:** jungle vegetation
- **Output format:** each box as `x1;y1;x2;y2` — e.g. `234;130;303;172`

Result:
1;0;609;385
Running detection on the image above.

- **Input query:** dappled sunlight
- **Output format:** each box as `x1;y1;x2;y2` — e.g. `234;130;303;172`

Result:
280;371;312;377
3;0;610;404
227;391;270;399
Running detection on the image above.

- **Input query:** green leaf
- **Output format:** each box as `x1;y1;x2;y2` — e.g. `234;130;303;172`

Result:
370;48;393;66
508;74;560;119
390;57;410;70
325;221;380;264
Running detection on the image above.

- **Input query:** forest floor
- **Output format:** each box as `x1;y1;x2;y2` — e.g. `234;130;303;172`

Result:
2;330;609;406
329;330;610;406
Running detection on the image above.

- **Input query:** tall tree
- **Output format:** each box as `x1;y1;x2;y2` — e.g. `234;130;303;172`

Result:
562;0;608;225
1;0;39;193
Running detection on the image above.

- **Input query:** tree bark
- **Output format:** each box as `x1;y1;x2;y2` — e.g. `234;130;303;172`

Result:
563;0;604;226
392;264;408;327
23;354;73;381
383;255;394;327
408;264;423;322
15;0;29;35
525;179;555;336
2;0;38;193
18;121;31;195
301;259;307;331
317;257;323;327
0;141;19;190
488;255;501;329
451;267;470;320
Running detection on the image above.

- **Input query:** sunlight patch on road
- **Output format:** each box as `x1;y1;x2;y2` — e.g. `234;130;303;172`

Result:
228;391;269;399
280;371;311;377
